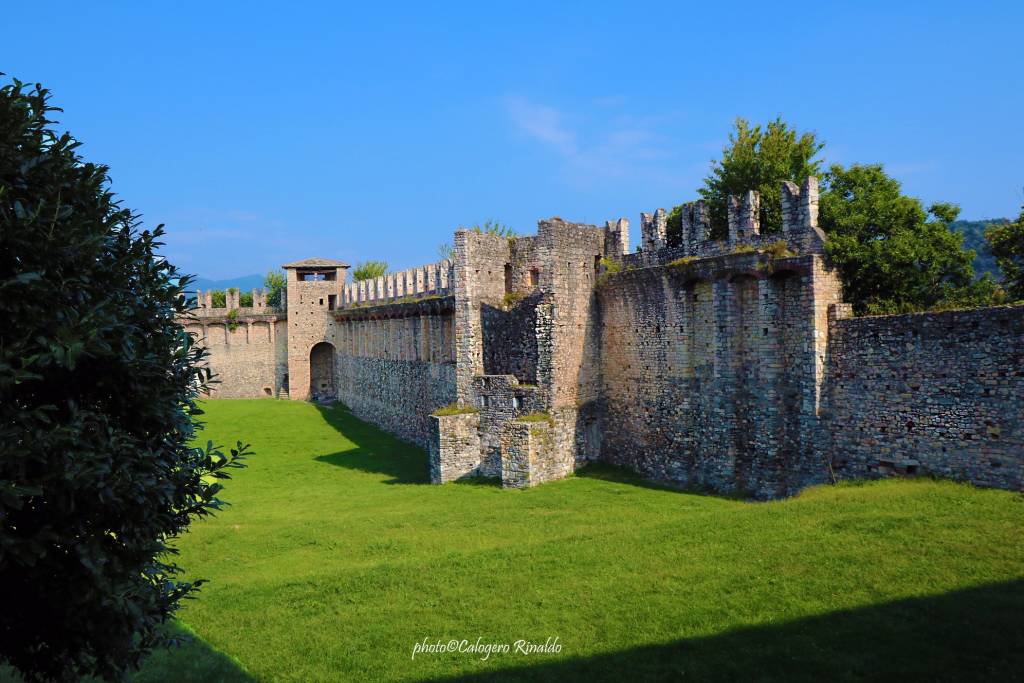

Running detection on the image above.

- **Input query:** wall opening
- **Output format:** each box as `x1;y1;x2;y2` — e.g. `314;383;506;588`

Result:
328;294;337;310
504;264;513;294
529;268;540;287
309;342;336;402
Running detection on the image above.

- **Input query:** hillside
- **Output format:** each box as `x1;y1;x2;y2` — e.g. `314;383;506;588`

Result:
951;218;1008;277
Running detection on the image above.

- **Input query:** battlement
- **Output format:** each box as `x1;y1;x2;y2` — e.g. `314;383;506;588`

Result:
338;259;455;308
191;288;282;318
632;177;827;269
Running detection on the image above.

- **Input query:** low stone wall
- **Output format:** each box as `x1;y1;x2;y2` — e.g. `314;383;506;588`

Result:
827;304;1024;491
429;412;482;483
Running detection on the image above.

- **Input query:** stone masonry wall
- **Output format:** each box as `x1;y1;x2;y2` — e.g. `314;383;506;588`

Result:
481;292;541;383
184;317;288;398
597;251;842;498
826;303;1024;491
429;412;482;483
331;299;458;448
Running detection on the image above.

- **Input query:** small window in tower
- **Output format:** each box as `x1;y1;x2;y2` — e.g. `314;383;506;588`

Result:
319;298;324;306
328;295;337;310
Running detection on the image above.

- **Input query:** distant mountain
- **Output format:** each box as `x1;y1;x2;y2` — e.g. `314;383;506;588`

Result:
951;219;1008;277
188;274;266;293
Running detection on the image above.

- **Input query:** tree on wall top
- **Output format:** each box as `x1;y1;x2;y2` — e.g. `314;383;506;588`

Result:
683;117;999;314
0;77;250;681
675;117;823;243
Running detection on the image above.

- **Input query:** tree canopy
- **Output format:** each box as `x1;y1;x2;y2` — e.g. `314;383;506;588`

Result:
264;270;286;306
819;164;999;314
986;204;1024;300
352;260;389;282
672;118;822;244
0;77;248;681
680;117;999;314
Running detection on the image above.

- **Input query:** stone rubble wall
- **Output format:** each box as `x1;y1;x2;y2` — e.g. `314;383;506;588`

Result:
597;251;842;498
429;412;482;483
331;299;458;448
826;304;1023;491
481;292;541;384
180;174;1024;498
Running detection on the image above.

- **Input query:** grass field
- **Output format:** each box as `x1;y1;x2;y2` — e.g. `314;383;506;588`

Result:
73;400;1024;680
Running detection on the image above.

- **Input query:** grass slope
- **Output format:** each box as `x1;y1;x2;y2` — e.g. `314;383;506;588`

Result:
130;401;1024;680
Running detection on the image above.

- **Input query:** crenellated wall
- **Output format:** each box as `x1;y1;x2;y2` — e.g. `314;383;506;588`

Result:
182;314;289;398
597;251;842;497
182;174;1023;497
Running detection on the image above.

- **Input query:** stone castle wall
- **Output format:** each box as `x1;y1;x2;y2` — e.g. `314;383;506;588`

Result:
183;310;288;398
826;304;1023;489
330;298;457;448
183;175;1023;497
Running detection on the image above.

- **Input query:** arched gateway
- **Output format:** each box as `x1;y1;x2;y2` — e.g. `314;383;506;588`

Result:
309;342;336;402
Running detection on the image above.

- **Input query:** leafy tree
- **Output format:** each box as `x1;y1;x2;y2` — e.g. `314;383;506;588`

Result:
819;163;991;314
0;77;249;681
239;290;254;307
210;289;226;307
352;260;388;282
985;204;1024;300
677;118;822;243
264;270;286;307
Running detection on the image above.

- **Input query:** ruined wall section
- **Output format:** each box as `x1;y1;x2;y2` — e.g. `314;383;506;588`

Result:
452;230;514;404
531;219;610;473
331;298;457;448
826;304;1024;491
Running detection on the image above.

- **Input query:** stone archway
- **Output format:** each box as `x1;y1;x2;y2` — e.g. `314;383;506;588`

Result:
309;342;336;402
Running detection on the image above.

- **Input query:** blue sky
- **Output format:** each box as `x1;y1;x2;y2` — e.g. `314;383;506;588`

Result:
5;1;1023;279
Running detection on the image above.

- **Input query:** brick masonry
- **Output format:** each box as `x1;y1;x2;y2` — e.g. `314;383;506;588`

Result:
181;176;1023;497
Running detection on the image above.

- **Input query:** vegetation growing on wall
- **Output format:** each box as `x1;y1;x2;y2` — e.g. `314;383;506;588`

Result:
432;403;479;416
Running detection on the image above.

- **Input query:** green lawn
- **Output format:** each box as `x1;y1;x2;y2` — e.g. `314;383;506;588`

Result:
133;400;1022;680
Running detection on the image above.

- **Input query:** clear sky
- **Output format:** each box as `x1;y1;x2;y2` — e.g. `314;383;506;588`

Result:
5;1;1022;279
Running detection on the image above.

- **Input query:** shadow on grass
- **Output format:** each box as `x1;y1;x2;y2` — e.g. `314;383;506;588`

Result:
423;579;1024;683
0;621;253;683
312;403;431;484
310;404;757;495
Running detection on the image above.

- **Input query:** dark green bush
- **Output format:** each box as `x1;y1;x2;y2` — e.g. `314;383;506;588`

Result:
0;77;249;681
